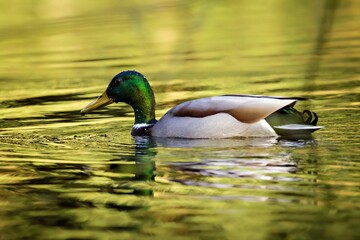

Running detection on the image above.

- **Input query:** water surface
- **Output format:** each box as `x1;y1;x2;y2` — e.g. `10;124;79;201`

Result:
0;1;359;239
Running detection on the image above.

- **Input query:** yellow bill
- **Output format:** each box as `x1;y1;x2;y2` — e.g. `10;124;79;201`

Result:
81;91;114;115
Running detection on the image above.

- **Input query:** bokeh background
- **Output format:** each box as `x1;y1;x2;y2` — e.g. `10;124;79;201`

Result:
0;1;359;239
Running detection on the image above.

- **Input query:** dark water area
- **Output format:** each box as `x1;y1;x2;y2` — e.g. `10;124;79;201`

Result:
0;1;359;239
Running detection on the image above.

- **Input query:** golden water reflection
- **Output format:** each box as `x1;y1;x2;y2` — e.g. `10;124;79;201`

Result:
0;0;359;239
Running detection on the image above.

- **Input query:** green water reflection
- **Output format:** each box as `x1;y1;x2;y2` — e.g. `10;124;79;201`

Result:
0;0;359;239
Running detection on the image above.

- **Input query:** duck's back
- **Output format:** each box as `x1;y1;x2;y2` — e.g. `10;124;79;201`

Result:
150;95;298;138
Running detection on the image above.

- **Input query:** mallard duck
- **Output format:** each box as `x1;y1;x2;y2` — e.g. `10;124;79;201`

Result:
81;70;323;139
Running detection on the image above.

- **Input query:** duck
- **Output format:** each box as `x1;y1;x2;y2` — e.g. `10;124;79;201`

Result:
81;70;323;139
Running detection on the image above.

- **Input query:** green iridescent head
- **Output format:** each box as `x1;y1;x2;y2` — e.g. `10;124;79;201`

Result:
81;70;156;124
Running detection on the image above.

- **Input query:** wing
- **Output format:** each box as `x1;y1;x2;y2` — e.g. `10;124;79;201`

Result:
171;95;300;123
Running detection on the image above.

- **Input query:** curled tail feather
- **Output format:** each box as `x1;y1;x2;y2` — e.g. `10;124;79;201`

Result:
302;110;318;126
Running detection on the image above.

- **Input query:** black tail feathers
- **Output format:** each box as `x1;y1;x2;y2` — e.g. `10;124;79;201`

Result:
302;110;318;126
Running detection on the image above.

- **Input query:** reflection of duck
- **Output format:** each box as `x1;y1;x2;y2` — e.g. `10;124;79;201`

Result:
81;71;323;139
108;137;157;197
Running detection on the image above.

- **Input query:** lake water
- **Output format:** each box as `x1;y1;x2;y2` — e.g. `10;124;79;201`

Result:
0;1;359;239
